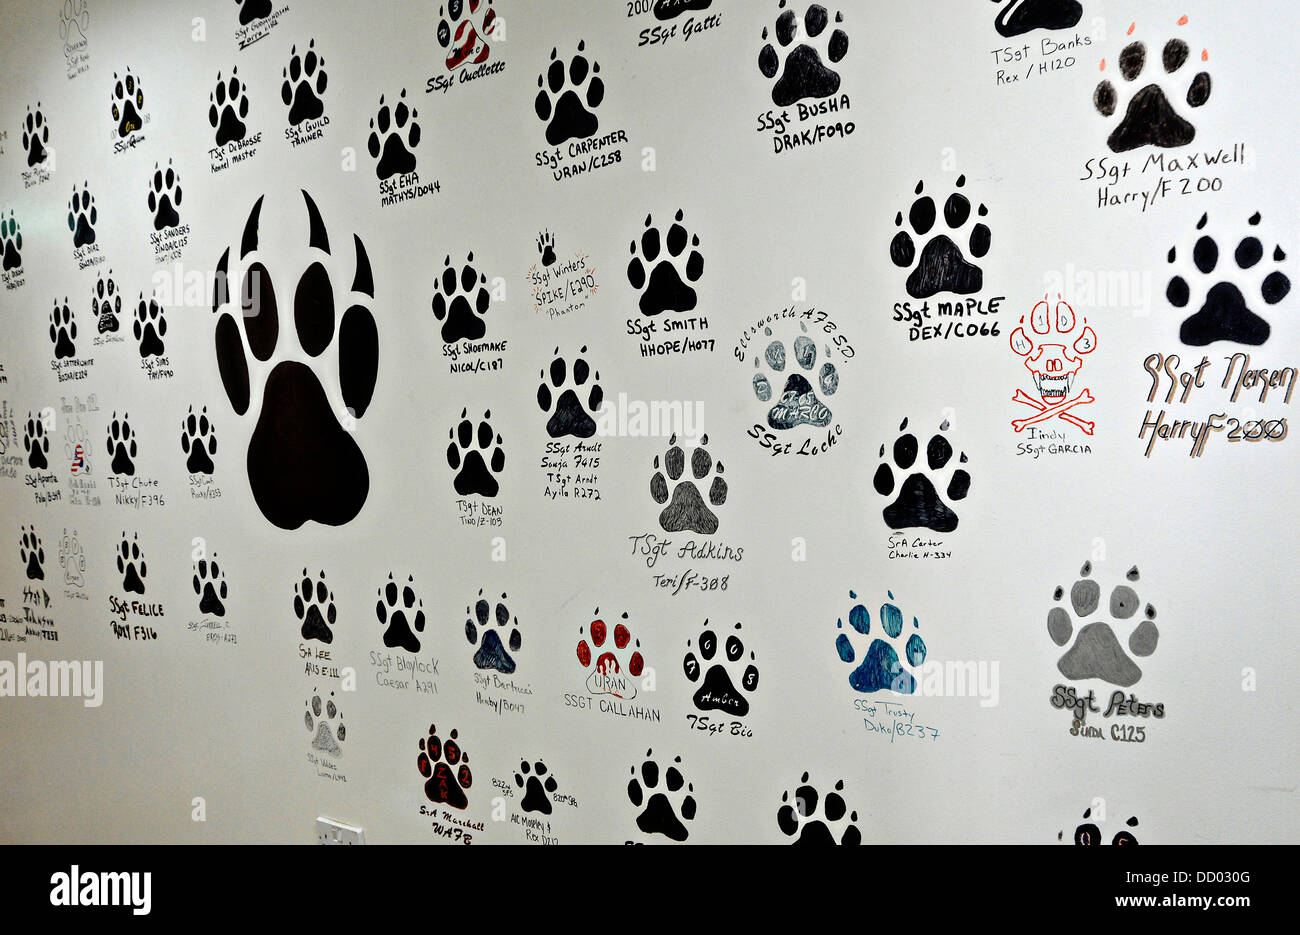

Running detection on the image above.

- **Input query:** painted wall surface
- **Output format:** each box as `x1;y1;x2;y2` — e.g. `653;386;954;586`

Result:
0;0;1297;844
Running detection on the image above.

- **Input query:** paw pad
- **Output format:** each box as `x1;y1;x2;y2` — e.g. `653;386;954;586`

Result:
873;418;970;532
683;621;759;717
1048;561;1158;688
418;724;472;809
650;433;726;534
466;589;521;673
627;750;696;842
757;2;849;107
534;41;604;146
835;590;926;695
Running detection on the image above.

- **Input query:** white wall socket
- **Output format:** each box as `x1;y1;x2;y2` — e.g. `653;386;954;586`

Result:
316;817;366;845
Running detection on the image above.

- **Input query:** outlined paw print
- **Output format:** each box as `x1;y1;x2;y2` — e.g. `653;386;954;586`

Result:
576;611;644;699
181;405;217;475
537;231;557;267
59;528;86;588
106;411;137;476
757;1;849;107
193;552;228;616
295;569;337;644
19;525;45;581
890;176;991;299
1094;20;1211;153
447;408;504;498
94;269;119;333
212;190;379;529
110;68;145;138
1167;212;1290;347
305;690;346;757
628;750;696;842
514;760;558;815
835;589;926;695
627;210;704;317
537;346;604;439
777;773;861;845
873;418;970;533
147;160;182;231
437;0;497;70
68;182;97;249
367;89;420;180
133;293;167;358
23;413;49;470
281;39;327;126
991;0;1082;38
116;531;146;594
751;323;839;430
418;724;472;810
683;621;759;717
376;573;425;653
1070;807;1140;845
650;433;726;535
23;104;49;166
209;69;250;147
1048;562;1158;688
466;589;521;673
534;41;604;146
431;252;490;343
59;0;90;51
49;298;77;360
1;210;22;270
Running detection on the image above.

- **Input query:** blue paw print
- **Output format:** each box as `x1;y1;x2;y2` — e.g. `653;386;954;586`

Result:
835;590;926;694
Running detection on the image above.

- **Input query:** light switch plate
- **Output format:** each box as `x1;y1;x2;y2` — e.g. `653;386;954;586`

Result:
316;816;366;845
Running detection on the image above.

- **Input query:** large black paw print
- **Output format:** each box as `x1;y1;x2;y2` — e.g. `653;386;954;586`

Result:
377;573;425;653
134;294;167;358
447;408;504;498
281;40;327;126
209;69;251;147
873;418;970;533
431;252;490;343
147;160;182;231
627;210;704;317
1094;30;1211;153
106;411;137;476
181;405;217;475
23;414;49;471
757;2;849;107
94;270;119;333
212;190;379;529
295;569;336;644
628;751;696;842
49;298;77;360
890;176;991;299
534;41;604;146
537;346;604;439
110;69;145;138
1;211;21;270
683;622;759;717
116;531;146;594
68;181;97;249
367;89;420;181
23;104;49;166
1167;212;1290;347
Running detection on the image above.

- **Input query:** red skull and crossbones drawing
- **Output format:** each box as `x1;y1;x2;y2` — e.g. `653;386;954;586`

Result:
1009;294;1097;435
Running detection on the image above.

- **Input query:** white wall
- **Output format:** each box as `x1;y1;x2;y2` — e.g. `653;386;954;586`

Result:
0;0;1296;844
